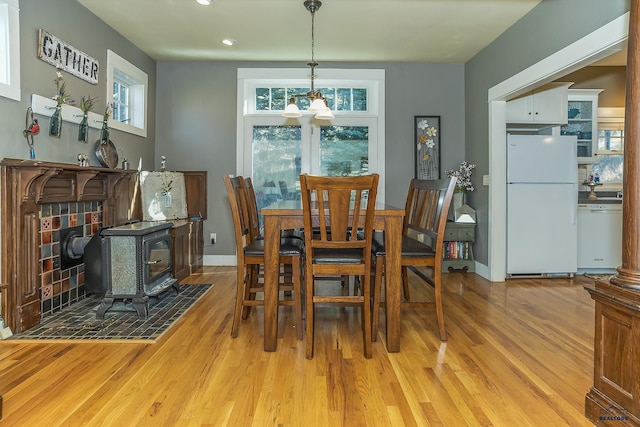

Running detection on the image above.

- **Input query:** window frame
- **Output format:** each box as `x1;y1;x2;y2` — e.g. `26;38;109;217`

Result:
106;49;148;137
0;0;20;101
237;68;386;201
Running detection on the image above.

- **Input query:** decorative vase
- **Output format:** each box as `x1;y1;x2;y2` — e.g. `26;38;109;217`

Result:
164;191;172;208
49;105;62;137
78;113;89;142
99;119;109;142
452;190;466;212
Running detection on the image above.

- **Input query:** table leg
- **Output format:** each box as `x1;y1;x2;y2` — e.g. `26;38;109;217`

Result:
384;215;402;352
262;215;281;351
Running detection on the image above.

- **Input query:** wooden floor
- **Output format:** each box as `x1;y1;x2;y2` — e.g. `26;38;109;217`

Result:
0;267;597;426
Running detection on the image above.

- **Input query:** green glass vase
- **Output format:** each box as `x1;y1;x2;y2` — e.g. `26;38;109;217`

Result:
49;105;62;138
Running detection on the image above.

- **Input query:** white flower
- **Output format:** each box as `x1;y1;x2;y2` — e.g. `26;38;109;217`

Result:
418;119;430;130
445;161;477;192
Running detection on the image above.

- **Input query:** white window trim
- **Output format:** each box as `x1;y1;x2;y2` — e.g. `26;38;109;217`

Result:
0;0;20;101
106;49;148;137
237;68;386;200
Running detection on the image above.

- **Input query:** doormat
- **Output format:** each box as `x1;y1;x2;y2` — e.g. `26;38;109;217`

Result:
7;284;212;343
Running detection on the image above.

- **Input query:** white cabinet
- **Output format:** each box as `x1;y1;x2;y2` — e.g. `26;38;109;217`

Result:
561;89;603;163
506;82;572;124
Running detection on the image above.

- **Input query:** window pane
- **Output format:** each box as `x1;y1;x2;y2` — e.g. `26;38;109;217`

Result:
256;87;269;110
320;126;369;176
352;89;367;111
592;154;623;183
317;87;334;110
252;125;302;227
0;5;8;85
597;129;623;151
336;88;351;111
271;88;286;111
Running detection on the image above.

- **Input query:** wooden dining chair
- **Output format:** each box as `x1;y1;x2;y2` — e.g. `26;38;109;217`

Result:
371;177;456;341
300;173;379;359
223;174;304;340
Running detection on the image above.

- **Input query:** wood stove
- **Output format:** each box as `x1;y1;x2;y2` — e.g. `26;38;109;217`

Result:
95;221;179;318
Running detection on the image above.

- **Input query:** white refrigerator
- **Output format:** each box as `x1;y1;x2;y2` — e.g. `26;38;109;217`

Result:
506;134;578;276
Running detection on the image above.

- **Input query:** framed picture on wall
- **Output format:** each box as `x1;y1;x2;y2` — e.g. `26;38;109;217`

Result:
414;115;441;179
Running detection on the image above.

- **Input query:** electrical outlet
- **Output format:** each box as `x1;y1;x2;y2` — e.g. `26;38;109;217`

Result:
483;175;490;186
210;233;216;245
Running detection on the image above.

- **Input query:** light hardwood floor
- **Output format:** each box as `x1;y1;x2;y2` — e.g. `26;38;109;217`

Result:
0;267;597;426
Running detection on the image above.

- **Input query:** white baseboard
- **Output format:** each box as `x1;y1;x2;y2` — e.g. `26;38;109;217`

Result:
204;255;237;266
474;261;490;281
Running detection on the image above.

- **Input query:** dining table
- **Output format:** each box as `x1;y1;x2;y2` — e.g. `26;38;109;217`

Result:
261;199;405;353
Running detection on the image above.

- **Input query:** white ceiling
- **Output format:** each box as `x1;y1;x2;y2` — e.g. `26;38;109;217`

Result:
77;0;544;63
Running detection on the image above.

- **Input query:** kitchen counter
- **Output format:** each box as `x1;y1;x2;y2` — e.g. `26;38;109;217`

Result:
578;190;622;204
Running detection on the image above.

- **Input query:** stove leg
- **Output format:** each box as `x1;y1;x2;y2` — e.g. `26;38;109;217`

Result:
96;297;114;319
131;297;149;318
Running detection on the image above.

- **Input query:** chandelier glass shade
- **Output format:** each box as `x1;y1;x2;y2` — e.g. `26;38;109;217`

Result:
282;0;334;120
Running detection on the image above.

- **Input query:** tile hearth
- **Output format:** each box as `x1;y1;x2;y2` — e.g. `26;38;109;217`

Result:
11;284;212;342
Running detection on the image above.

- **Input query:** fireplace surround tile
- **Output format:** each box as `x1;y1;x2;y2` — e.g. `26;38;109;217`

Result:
38;201;103;320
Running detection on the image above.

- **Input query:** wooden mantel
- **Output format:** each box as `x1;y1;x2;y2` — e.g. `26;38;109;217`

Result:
0;158;140;333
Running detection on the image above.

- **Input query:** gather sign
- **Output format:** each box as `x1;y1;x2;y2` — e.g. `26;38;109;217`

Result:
37;29;99;85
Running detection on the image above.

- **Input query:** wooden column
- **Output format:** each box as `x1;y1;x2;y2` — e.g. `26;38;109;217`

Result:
585;1;640;425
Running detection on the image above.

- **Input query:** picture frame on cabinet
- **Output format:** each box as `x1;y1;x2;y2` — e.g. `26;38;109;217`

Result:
414;115;441;179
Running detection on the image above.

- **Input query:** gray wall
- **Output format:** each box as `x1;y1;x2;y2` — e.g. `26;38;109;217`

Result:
0;0;156;168
464;0;630;266
155;62;465;257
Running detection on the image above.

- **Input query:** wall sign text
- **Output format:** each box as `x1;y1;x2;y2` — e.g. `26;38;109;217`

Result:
37;29;99;85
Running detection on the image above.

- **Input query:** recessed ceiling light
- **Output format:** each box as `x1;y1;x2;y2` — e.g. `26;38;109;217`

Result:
195;0;214;5
222;39;237;46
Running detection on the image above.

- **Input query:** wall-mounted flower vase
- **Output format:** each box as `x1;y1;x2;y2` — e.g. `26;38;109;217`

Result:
49;105;62;137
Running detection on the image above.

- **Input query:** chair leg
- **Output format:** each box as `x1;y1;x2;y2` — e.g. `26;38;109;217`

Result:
292;257;303;341
305;275;315;359
434;275;447;341
401;266;410;301
241;265;257;319
371;255;384;342
231;265;246;338
362;274;372;359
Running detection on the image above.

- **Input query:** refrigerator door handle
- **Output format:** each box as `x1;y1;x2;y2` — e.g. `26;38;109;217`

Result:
572;184;578;225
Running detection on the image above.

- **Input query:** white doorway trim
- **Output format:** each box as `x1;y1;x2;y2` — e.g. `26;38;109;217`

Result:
486;12;629;282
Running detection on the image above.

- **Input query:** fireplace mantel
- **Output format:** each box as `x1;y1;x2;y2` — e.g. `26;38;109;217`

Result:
0;158;141;332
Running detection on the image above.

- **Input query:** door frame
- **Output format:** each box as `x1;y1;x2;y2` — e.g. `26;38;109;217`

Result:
486;13;629;281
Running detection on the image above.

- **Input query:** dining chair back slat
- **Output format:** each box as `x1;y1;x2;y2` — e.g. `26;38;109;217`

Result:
300;173;379;359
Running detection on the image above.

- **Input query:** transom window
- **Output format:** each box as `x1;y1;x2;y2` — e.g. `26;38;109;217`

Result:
255;87;367;112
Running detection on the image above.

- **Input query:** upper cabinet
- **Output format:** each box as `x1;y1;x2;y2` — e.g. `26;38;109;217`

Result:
506;82;572;124
561;89;603;163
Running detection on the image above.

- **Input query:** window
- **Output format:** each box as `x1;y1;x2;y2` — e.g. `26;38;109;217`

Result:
238;68;386;203
594;120;624;184
0;0;20;101
106;49;148;137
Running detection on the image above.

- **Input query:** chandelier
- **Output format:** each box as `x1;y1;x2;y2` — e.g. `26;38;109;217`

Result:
282;0;335;120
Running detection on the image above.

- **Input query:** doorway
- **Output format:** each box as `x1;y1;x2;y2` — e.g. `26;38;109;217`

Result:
486;13;629;281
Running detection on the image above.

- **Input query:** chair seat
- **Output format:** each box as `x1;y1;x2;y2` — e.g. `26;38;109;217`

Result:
313;247;365;264
245;238;304;256
372;233;435;257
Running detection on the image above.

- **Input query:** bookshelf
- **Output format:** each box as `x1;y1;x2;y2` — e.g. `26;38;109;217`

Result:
442;221;475;273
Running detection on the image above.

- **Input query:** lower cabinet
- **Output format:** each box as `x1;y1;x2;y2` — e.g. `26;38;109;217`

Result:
189;219;204;274
442;221;475;273
171;222;191;282
171;219;204;282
